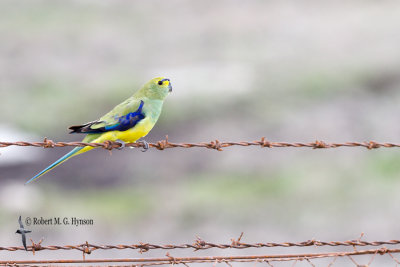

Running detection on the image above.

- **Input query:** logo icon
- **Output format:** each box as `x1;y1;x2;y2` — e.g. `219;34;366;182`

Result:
16;216;31;251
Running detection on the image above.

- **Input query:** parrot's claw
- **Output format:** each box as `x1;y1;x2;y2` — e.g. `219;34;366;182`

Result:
116;140;126;150
140;140;149;152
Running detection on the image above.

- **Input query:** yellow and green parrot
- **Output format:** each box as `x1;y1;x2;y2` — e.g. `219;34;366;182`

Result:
25;77;172;184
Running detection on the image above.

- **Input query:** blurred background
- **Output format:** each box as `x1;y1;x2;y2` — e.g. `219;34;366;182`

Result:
1;0;400;265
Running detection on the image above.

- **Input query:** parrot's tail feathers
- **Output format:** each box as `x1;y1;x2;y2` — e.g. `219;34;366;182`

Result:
25;147;84;185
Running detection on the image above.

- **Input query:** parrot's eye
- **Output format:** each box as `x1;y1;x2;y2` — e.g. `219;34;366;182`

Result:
158;80;163;85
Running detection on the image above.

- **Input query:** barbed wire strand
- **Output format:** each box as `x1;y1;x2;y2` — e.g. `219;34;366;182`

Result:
1;246;398;266
1;136;400;151
3;237;400;253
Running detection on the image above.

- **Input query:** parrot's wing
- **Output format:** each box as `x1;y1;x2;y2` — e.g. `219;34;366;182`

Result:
69;99;145;134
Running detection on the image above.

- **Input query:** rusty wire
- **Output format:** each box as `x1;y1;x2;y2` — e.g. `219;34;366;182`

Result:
3;237;400;253
3;236;400;266
1;247;400;266
1;136;399;151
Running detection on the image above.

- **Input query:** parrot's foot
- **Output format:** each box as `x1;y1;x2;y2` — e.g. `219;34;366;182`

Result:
115;140;126;150
139;140;149;152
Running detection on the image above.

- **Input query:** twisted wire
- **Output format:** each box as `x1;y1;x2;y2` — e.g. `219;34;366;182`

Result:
1;247;399;265
2;238;400;253
1;136;399;151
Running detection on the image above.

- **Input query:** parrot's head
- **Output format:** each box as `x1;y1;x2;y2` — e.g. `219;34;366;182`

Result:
142;77;172;100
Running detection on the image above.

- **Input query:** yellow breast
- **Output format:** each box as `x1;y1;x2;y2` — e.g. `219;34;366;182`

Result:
112;117;155;143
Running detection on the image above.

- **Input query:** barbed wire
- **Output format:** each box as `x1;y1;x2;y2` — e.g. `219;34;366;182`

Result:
1;136;400;151
3;235;400;266
2;247;400;266
2;236;400;254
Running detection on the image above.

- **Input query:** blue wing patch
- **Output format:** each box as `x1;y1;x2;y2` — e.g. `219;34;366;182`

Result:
105;101;145;131
69;100;145;134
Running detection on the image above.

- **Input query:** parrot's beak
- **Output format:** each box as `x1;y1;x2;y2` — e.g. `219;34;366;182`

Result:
160;78;172;92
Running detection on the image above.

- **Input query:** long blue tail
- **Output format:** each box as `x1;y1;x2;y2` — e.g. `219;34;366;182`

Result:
25;147;84;185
